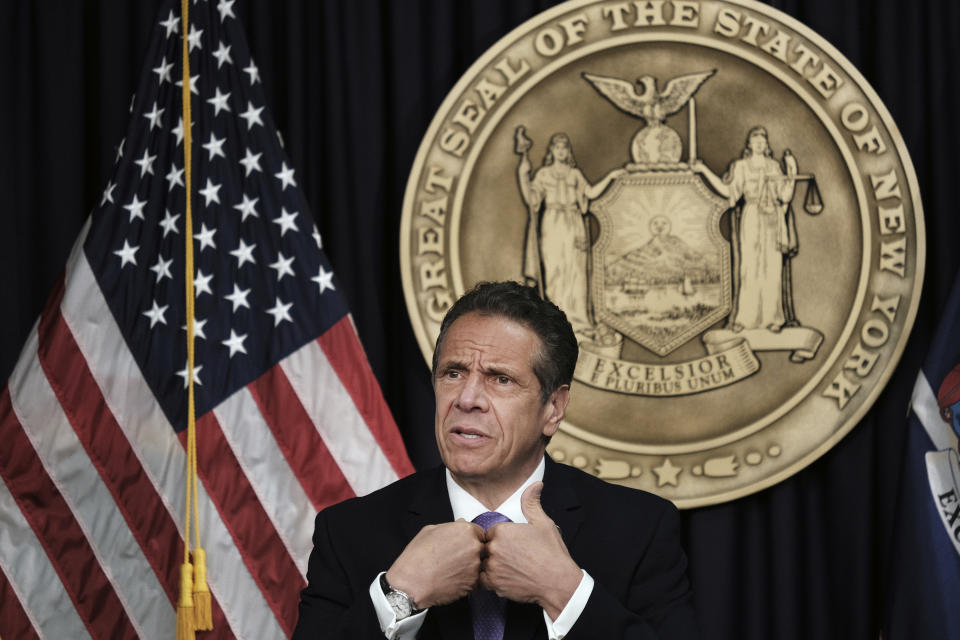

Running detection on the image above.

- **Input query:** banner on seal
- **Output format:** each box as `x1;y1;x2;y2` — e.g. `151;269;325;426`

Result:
575;325;823;397
575;339;759;396
703;327;824;362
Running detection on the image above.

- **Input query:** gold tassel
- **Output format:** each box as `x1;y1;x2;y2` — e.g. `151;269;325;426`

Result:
192;548;213;630
177;561;196;640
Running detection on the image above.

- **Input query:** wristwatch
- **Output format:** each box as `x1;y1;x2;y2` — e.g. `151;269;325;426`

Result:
380;573;422;620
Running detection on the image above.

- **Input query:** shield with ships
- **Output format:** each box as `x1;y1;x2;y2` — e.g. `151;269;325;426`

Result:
591;171;731;356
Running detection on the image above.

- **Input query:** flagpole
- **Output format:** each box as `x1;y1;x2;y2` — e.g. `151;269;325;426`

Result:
178;0;202;637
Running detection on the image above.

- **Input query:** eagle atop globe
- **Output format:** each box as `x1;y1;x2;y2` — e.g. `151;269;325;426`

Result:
583;69;715;165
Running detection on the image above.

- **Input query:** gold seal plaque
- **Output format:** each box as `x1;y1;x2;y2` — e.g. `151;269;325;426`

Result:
400;0;924;507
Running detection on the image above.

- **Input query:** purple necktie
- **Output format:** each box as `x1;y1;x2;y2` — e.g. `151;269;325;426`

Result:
471;511;511;640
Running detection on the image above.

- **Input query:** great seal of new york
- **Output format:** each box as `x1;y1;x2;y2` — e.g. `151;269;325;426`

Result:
399;0;924;507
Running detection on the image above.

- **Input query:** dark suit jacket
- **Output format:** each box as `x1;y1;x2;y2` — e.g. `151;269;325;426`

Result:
292;457;699;639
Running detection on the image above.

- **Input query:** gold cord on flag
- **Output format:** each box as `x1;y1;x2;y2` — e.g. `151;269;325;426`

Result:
178;0;212;636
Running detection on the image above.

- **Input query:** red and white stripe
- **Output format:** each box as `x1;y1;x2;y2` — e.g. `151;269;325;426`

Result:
0;221;414;638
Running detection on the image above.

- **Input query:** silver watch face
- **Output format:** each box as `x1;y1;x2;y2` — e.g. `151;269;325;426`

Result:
386;589;413;619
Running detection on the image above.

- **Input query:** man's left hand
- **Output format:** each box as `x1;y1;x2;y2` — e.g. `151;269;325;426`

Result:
480;482;583;620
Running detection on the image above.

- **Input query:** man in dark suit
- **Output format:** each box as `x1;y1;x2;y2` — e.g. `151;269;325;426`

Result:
293;281;699;639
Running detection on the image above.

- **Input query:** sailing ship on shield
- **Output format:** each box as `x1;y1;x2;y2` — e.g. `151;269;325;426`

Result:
514;68;825;393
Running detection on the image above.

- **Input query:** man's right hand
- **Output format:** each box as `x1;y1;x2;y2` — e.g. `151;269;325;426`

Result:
385;520;486;609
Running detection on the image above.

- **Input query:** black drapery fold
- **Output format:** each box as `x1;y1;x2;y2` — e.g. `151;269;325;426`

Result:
2;1;957;638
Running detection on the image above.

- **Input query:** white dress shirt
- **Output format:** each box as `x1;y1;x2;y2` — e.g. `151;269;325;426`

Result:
369;457;594;639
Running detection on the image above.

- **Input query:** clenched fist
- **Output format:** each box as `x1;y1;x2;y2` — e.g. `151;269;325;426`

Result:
480;482;582;620
386;520;486;608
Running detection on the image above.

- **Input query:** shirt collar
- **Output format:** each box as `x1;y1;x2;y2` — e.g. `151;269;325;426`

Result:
445;457;545;525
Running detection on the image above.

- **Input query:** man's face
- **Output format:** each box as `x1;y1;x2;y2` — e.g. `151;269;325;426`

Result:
433;312;569;495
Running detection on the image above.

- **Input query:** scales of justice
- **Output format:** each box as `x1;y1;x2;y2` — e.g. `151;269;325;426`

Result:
514;69;825;391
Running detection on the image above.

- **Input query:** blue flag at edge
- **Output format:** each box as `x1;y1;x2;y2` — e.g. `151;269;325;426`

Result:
884;269;960;638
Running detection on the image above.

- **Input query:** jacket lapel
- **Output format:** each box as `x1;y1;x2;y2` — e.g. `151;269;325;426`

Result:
400;465;453;539
505;457;586;640
541;456;585;552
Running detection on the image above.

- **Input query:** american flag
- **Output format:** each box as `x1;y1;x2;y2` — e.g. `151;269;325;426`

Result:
0;1;413;638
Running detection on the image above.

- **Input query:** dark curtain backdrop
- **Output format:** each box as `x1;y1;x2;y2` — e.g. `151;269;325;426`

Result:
2;1;957;638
